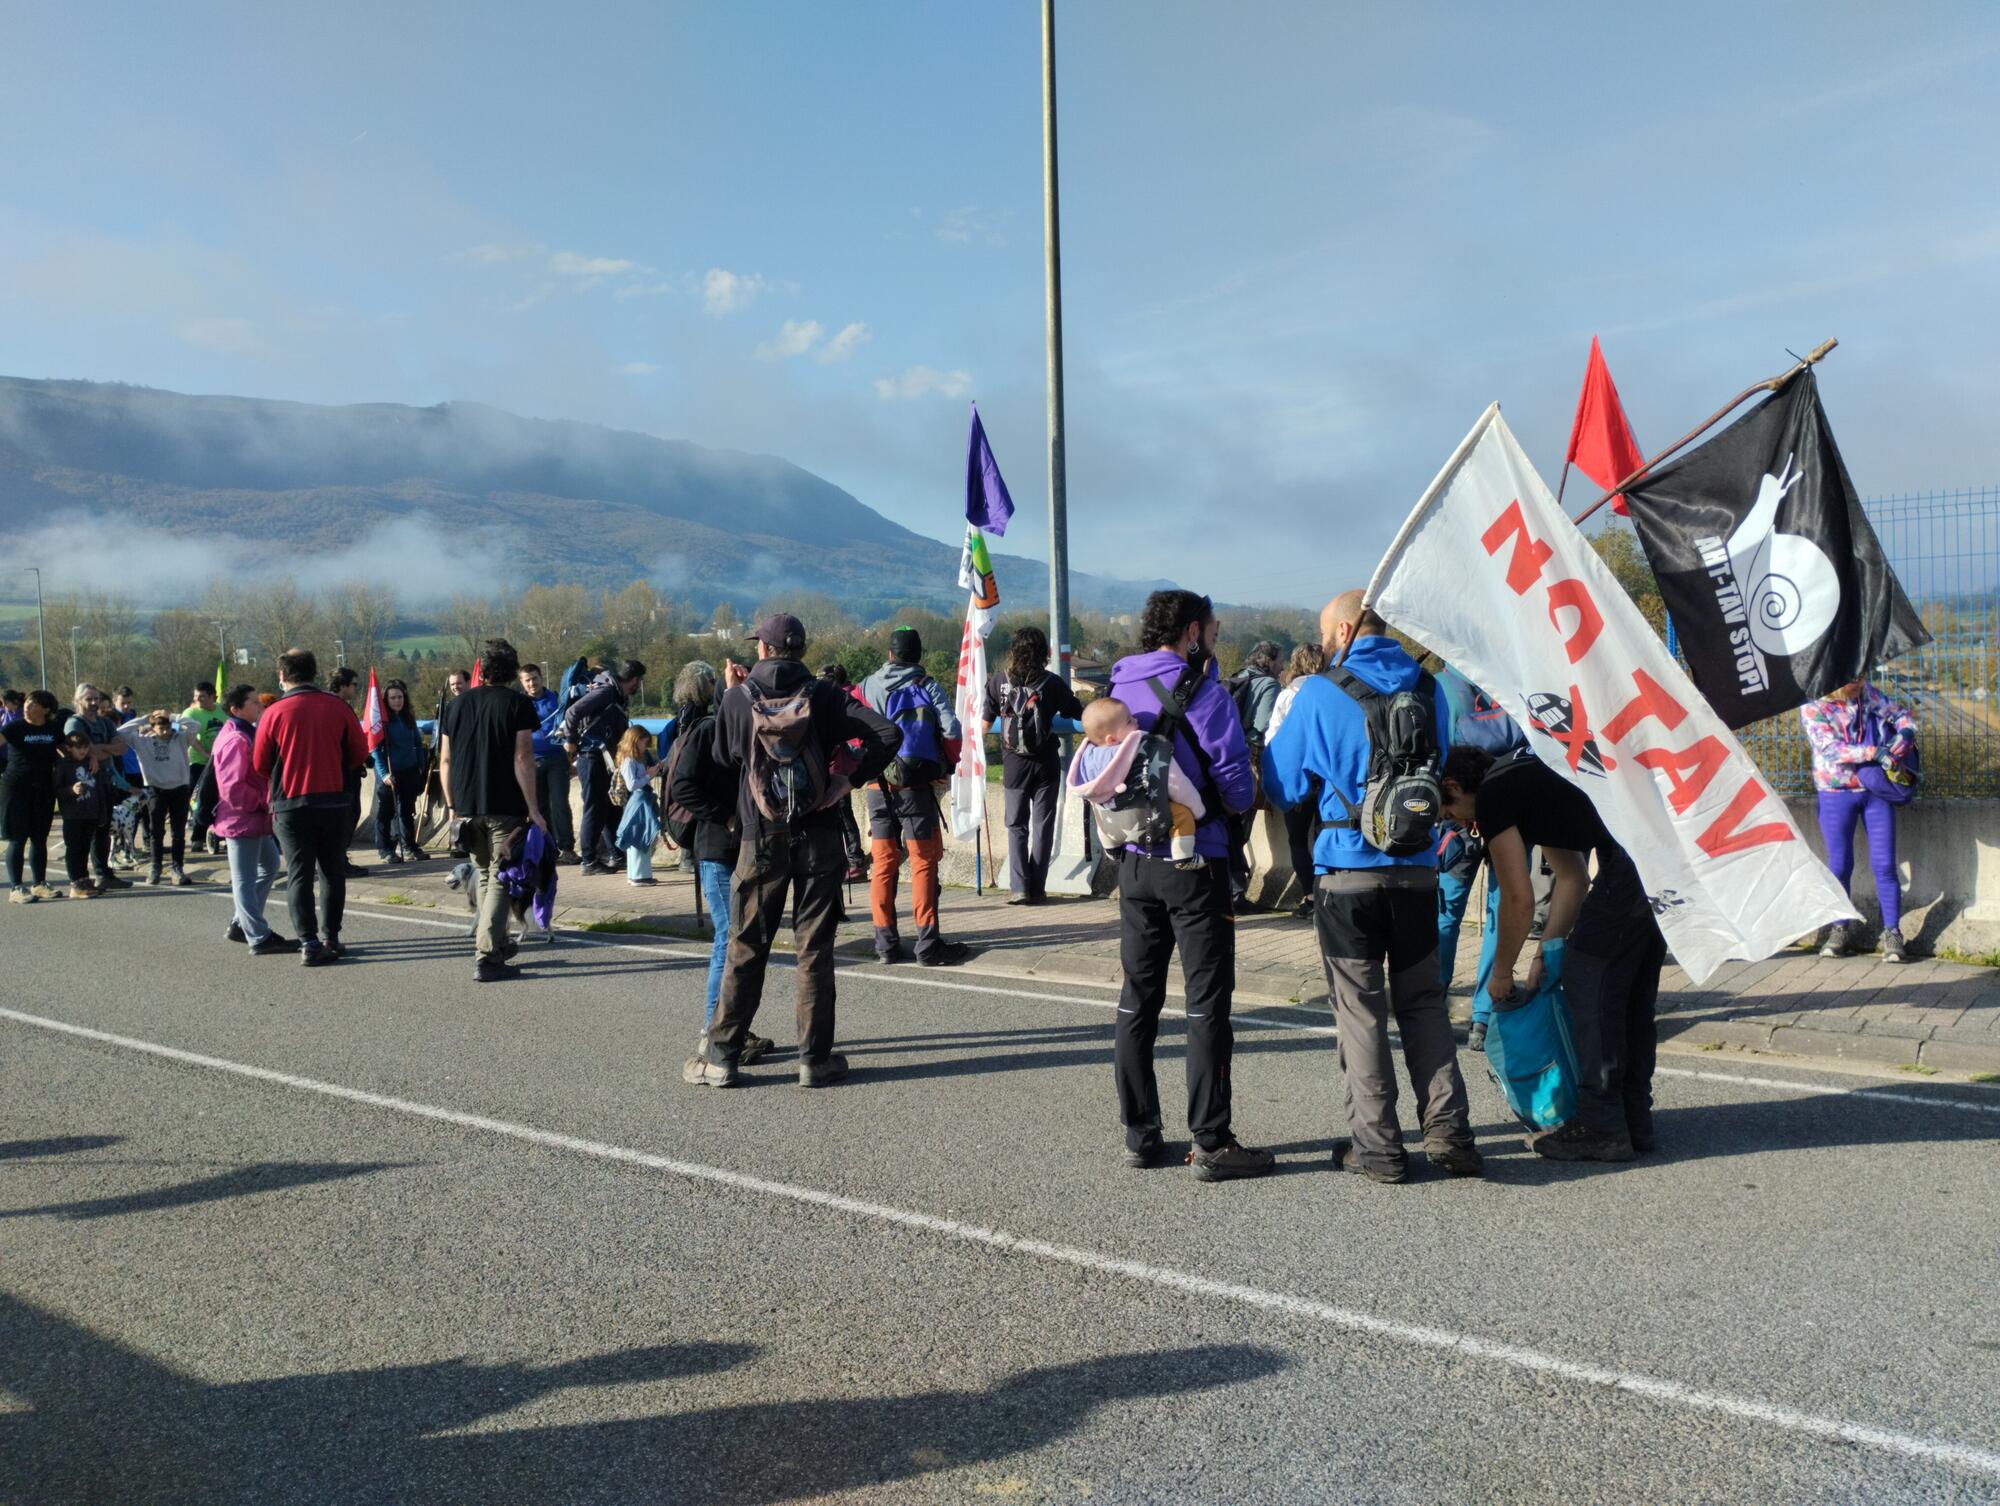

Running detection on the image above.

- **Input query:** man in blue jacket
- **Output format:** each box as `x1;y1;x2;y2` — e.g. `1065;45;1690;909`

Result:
519;664;576;864
1261;590;1482;1183
1104;590;1273;1183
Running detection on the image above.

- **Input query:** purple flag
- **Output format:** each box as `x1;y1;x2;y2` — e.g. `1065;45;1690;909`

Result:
965;402;1015;536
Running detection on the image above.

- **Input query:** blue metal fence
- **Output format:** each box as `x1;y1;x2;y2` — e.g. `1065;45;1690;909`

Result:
1733;487;2000;798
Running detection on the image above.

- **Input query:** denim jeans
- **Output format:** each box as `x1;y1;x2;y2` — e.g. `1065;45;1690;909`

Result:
699;858;734;1028
1437;865;1475;991
227;835;282;943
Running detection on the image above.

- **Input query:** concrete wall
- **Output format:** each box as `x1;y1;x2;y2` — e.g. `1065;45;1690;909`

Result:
933;788;2000;957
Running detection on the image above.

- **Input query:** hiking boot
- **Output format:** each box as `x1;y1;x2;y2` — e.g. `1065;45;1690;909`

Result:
300;940;329;967
225;920;247;943
401;846;424;864
683;1053;739;1087
1819;923;1851;958
169;866;190;887
577;862;610;877
7;886;28;904
739;1033;774;1065
1532;1122;1635;1163
65;883;97;901
1466;1021;1488;1053
1293;898;1313;920
30;883;55;902
343;862;371;878
97;872;132;889
1881;927;1908;964
322;934;346;959
1629;1127;1658;1154
249;933;301;955
1333;1141;1407;1183
876;943;908;965
1006;891;1032;906
1189;1138;1276;1182
1123;1128;1166;1169
1426;1141;1486;1178
918;940;971;968
146;866;164;886
474;959;521;982
798;1053;849;1088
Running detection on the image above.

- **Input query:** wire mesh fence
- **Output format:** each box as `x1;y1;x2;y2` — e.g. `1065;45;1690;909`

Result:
1733;488;2000;798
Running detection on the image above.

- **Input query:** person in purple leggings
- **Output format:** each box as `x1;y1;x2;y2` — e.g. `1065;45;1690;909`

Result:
1800;680;1918;962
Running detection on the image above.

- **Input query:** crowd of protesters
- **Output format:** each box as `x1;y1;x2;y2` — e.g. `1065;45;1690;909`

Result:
0;587;1923;1182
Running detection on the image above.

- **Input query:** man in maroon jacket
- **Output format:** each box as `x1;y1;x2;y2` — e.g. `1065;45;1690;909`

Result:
253;648;369;967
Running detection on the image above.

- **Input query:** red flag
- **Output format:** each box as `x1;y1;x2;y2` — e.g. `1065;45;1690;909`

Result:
363;667;386;752
1565;336;1645;516
468;659;483;688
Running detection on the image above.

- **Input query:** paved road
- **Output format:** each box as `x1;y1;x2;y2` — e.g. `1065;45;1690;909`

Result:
3;889;1998;1504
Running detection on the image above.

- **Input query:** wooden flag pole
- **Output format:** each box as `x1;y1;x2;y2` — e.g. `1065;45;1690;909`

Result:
1571;338;1838;526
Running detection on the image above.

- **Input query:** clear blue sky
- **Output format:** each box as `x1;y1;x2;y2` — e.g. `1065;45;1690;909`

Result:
3;0;1995;605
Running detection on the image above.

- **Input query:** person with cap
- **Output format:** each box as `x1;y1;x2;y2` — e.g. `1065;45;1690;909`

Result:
859;625;969;966
562;657;647;875
684;612;902;1088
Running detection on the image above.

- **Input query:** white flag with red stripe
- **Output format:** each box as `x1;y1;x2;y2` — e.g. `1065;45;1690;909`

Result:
1365;403;1854;985
363;666;386;753
949;599;989;840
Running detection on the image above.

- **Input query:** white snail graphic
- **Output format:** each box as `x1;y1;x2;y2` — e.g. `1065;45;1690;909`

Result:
1724;453;1841;658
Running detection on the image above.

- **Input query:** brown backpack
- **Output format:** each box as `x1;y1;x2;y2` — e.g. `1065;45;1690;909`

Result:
745;685;848;825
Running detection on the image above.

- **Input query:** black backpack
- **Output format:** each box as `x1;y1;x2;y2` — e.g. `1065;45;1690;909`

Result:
1001;676;1054;758
1322;665;1442;858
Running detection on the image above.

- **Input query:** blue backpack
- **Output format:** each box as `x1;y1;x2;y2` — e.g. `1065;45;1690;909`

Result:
880;677;947;788
1485;939;1581;1131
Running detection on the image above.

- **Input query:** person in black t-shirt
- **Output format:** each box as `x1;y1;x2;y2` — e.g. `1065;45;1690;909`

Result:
981;625;1085;906
3;690;65;900
1440;746;1666;1163
438;639;546;982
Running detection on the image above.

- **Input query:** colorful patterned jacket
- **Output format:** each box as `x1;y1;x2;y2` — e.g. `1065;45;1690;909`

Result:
1799;684;1916;793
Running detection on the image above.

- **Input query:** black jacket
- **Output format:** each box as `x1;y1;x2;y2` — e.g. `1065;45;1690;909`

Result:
667;707;741;867
561;672;630;752
712;658;899;846
983;667;1085;787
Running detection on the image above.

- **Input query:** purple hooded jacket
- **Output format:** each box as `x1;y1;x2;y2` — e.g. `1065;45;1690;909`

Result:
1104;649;1254;860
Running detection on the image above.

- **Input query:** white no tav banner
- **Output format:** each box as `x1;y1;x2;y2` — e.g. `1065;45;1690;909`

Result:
1367;404;1855;984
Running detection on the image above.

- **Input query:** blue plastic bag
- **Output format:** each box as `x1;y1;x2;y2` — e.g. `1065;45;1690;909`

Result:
1485;938;1581;1131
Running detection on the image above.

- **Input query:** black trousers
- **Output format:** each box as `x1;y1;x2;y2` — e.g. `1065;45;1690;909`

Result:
1564;855;1666;1138
706;819;847;1068
62;817;99;884
372;772;422;857
341;767;364;862
273;805;349;943
1003;761;1060;899
4;785;53;887
834;793;865;871
535;756;575;853
189;759;219;844
577;754;615;865
148;784;191;870
1282;780;1320;904
1115;852;1236;1152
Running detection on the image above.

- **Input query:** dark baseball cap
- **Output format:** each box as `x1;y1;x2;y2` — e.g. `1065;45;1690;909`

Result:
748;613;807;653
889;626;923;662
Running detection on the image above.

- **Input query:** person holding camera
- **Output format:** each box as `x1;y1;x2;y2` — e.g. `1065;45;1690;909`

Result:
859;626;968;967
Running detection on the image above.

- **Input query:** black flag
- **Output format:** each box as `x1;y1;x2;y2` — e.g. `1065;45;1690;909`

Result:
1622;371;1928;728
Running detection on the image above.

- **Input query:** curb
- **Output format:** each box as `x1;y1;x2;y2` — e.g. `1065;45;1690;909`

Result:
340;868;2000;1083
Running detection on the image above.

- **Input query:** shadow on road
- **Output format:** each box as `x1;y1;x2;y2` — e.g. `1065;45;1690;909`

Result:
0;1160;410;1221
0;1136;124;1161
0;1291;1285;1504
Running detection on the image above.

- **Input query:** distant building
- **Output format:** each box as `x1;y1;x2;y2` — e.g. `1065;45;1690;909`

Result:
1069;654;1110;698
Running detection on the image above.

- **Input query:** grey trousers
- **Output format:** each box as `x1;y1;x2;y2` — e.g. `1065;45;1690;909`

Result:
461;816;523;963
1315;867;1474;1174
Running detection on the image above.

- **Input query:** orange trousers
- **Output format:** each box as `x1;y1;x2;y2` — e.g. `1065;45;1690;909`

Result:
870;833;942;933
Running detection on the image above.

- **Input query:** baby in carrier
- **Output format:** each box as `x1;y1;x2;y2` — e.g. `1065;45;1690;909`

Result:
1067;696;1204;867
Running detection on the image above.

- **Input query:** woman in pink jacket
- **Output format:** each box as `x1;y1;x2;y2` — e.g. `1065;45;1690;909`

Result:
211;684;297;954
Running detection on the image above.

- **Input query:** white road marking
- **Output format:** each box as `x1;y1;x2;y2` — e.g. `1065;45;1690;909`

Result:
192;892;2000;1109
2;1002;1995;1479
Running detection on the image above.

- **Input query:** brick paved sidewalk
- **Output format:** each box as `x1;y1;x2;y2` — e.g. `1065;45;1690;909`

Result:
330;839;2000;1080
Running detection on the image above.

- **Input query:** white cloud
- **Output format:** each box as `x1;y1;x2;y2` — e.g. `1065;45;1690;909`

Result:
177;315;262;355
616;360;659;376
935;206;1009;247
453;242;538;265
549;250;636;279
815;321;871;363
505;282;556;313
613;280;677;301
874;364;971;401
756;319;823;361
702;267;768;316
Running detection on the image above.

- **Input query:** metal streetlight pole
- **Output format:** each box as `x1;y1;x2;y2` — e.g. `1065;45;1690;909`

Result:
213;621;226;670
1042;0;1071;680
70;626;81;689
335;639;347;669
17;566;48;690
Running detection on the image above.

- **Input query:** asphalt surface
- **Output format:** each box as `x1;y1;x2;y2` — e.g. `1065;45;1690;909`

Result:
2;887;1998;1505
